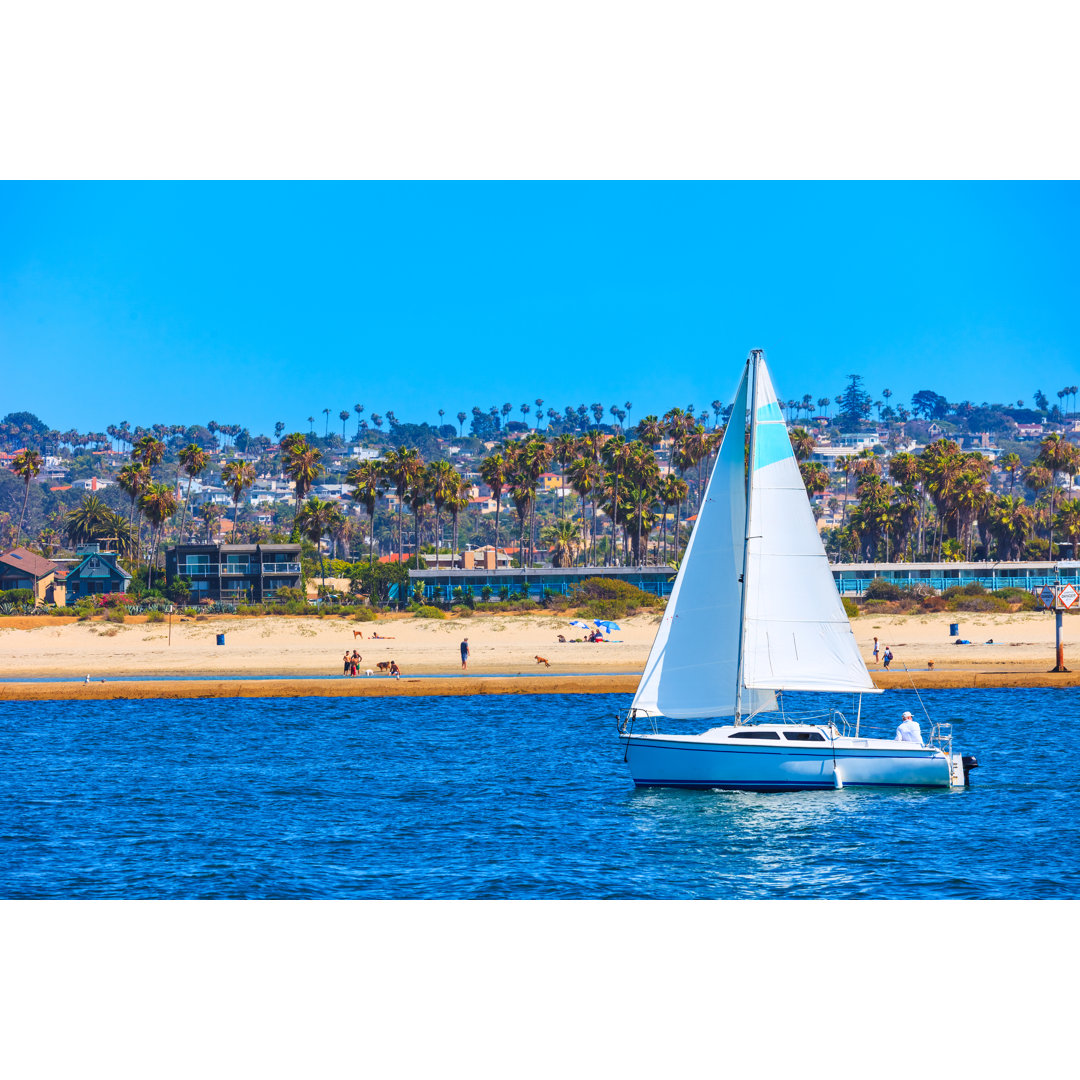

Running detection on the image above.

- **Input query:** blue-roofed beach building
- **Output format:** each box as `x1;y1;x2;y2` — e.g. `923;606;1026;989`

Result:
64;547;132;601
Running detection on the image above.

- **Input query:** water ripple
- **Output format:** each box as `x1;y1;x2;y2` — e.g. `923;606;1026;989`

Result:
0;688;1075;898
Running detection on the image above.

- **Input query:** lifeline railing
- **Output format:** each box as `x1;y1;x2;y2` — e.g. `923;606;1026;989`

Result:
926;721;954;757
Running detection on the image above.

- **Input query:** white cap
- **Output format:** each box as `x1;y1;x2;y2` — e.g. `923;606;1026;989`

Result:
903;711;913;719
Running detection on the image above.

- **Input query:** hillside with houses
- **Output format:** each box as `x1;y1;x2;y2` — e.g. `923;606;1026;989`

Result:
3;375;1080;608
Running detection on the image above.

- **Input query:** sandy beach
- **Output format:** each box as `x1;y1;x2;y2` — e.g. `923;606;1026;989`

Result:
1;608;1079;699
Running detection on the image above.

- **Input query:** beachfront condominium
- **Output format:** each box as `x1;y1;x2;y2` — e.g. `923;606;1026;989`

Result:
165;542;303;603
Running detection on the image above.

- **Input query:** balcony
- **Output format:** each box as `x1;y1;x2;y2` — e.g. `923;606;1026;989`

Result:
261;562;301;575
179;563;219;576
221;563;252;576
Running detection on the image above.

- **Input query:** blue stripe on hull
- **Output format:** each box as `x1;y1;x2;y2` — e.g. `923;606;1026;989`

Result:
632;779;947;791
633;778;834;791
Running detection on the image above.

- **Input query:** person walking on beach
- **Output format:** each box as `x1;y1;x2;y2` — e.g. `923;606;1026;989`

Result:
872;637;879;664
343;651;351;677
882;647;893;670
460;637;470;670
350;650;360;677
895;710;922;745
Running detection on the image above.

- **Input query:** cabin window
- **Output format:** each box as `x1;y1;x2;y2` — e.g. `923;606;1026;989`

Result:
783;731;826;742
729;731;781;740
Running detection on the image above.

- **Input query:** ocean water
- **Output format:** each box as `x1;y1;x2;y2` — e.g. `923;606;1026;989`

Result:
0;688;1075;899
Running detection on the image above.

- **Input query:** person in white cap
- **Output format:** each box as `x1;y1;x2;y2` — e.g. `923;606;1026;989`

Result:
895;710;923;745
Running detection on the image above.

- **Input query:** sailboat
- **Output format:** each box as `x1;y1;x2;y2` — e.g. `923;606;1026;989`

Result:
621;349;974;791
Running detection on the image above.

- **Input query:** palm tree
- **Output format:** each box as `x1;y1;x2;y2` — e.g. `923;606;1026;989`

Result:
989;495;1034;560
140;482;178;589
117;461;151;565
789;427;815;463
637;415;664;447
541;518;581;567
406;469;433;565
551;433;579;518
322;408;331;437
177;443;208;542
295;495;339;592
800;461;830;497
998;452;1022;496
479;451;509;563
456;411;467;437
339;410;351;439
134;434;166;478
1037;433;1074;554
10;449;42;547
519;435;553;566
65;494;113;548
427;460;459;557
657;474;686;565
953;468;991;560
1054;497;1080;558
447;477;471;567
534;399;545;429
280;434;324;516
354;404;365;438
38;527;60;559
381;446;423;563
602;434;634;564
347;460;385;567
221;461;256;538
198;502;225;542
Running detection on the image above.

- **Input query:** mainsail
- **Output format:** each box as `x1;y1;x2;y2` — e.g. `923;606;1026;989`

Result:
630;368;775;719
630;350;875;721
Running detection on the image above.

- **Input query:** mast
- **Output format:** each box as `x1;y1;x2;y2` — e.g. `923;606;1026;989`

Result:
733;349;762;725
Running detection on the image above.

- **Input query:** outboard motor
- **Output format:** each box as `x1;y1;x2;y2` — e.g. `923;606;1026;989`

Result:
962;755;979;785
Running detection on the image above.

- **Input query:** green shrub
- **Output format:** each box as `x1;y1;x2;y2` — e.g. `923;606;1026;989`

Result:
862;578;904;601
273;586;306;604
572;577;663;620
413;605;446;619
105;610;125;624
541;593;572;611
145;610;165;623
352;607;377;622
947;594;1012;613
842;597;859;617
941;582;987;599
995;588;1041;611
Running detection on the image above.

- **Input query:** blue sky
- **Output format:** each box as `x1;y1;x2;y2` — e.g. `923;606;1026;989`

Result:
2;182;1077;437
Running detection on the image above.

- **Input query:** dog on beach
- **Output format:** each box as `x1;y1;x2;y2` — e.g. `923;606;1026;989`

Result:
535;656;550;667
364;669;374;676
353;630;364;639
376;661;391;673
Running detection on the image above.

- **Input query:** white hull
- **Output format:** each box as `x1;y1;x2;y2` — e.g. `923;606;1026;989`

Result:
623;725;963;791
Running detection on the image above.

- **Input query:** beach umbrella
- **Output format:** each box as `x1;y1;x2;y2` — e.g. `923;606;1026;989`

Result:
594;621;621;632
570;620;591;628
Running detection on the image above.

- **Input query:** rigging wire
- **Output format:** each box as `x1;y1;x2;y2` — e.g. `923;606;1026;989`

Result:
900;662;933;726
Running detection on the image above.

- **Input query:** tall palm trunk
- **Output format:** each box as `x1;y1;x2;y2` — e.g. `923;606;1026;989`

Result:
1048;473;1058;556
16;479;31;548
178;475;195;543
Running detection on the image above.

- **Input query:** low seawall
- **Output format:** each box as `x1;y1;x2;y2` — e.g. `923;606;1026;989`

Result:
1;668;1079;701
